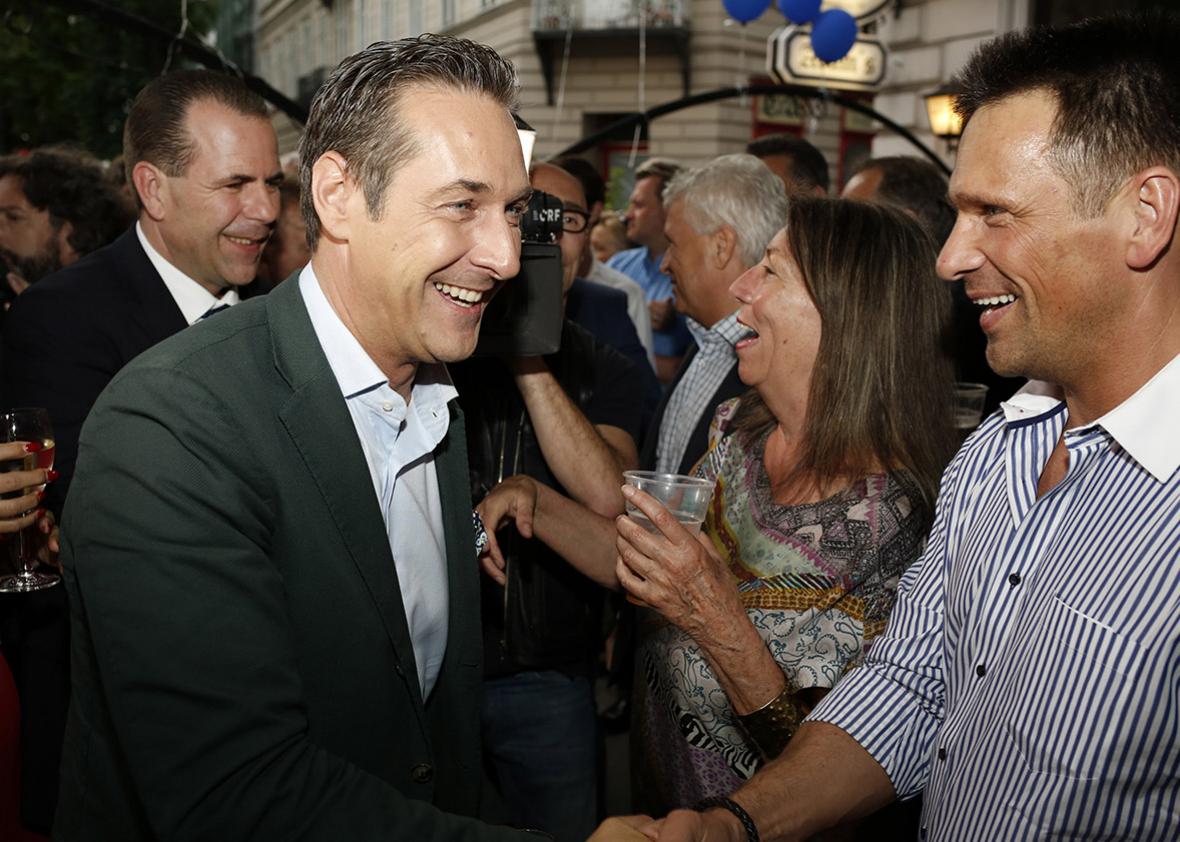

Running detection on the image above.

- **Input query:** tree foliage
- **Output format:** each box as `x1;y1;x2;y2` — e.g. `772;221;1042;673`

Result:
0;1;219;159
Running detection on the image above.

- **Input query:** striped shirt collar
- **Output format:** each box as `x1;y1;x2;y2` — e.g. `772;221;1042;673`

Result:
1000;352;1180;482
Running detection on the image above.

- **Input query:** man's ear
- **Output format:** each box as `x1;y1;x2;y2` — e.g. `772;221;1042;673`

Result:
1126;166;1180;271
55;221;79;267
131;161;168;221
311;152;360;244
711;225;738;270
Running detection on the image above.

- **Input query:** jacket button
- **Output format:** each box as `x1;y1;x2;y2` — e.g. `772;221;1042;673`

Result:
411;762;434;784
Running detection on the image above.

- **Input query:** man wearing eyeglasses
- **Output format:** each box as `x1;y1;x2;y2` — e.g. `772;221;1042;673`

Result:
448;162;645;842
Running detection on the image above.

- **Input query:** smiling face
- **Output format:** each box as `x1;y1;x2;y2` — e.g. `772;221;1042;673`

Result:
937;90;1124;384
728;227;822;397
326;85;531;370
151;99;282;293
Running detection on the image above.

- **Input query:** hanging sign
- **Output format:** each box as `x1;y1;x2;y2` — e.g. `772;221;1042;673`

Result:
821;0;892;23
767;25;887;92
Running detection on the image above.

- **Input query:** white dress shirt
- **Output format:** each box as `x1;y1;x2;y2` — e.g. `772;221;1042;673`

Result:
136;221;239;324
298;265;455;699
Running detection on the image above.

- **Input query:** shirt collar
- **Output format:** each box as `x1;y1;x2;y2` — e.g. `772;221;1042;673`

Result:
1001;354;1180;482
297;263;457;409
687;310;744;347
136;221;239;325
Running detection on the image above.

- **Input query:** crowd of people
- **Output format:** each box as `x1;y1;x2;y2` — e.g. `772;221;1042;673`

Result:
0;10;1176;842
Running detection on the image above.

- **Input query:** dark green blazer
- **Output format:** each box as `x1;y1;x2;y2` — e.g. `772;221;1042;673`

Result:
54;278;532;841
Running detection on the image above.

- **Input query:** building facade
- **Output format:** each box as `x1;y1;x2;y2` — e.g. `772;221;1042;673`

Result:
251;0;1056;201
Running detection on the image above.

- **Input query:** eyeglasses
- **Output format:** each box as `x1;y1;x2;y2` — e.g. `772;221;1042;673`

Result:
561;208;590;235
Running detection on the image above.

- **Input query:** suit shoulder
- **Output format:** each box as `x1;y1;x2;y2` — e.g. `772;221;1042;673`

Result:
114;297;271;385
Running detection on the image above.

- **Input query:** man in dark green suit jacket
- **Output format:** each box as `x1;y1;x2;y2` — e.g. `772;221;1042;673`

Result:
54;35;543;840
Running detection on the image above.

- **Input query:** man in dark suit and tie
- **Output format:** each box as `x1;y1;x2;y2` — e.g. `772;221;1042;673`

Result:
53;35;546;841
0;70;281;834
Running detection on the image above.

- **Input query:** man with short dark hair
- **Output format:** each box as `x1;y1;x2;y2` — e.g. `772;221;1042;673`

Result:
556;156;655;365
637;14;1180;841
53;37;541;840
745;133;829;196
0;149;131;293
608;158;691;381
0;69;280;836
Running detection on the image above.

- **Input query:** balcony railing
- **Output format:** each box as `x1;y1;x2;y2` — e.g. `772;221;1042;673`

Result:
532;0;689;32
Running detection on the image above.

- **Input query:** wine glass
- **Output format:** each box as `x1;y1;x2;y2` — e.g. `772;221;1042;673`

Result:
0;408;57;592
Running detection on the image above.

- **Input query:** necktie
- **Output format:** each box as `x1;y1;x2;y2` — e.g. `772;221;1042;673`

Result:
200;303;232;321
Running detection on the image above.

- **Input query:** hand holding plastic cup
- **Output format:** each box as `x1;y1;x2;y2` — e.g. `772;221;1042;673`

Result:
620;470;714;605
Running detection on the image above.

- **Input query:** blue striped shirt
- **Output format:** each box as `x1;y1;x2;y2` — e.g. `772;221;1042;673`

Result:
809;355;1180;841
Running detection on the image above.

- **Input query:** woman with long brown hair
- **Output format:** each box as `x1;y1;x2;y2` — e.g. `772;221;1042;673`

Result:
478;197;956;812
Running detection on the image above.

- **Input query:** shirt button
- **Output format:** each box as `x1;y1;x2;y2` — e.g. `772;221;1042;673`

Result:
937;747;946;761
976;664;987;677
410;762;434;784
1008;573;1022;587
382;401;394;412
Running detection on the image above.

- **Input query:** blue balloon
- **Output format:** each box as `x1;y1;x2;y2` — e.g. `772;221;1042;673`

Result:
810;8;858;63
777;0;821;25
723;0;772;24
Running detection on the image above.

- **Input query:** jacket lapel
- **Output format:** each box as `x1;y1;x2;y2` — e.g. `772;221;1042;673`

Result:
433;404;480;680
115;229;189;347
266;280;428;716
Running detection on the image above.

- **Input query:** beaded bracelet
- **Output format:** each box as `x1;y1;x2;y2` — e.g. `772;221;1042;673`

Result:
694;796;760;842
736;683;805;760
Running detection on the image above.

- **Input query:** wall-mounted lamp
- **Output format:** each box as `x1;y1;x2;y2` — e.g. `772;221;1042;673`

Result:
924;83;964;150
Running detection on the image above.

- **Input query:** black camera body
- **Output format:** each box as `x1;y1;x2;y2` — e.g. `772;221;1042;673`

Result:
473;190;565;356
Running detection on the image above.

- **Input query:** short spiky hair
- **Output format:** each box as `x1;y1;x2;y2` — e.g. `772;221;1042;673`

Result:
954;12;1180;216
299;34;519;251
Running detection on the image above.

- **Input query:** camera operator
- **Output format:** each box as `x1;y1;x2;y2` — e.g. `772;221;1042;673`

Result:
450;163;644;842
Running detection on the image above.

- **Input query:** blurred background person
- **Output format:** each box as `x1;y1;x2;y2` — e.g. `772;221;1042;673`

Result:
0;148;132;302
557;156;655;368
590;213;629;265
745;134;829;197
618;198;955;816
841;155;1023;413
257;176;310;286
608;158;692;382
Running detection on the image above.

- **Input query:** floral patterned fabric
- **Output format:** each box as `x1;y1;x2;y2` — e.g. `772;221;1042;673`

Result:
632;398;927;813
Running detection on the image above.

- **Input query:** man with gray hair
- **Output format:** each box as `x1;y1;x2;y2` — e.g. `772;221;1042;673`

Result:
644;153;788;475
55;36;542;841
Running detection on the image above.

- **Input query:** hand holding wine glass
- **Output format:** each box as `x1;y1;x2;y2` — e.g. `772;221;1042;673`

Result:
0;409;58;591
